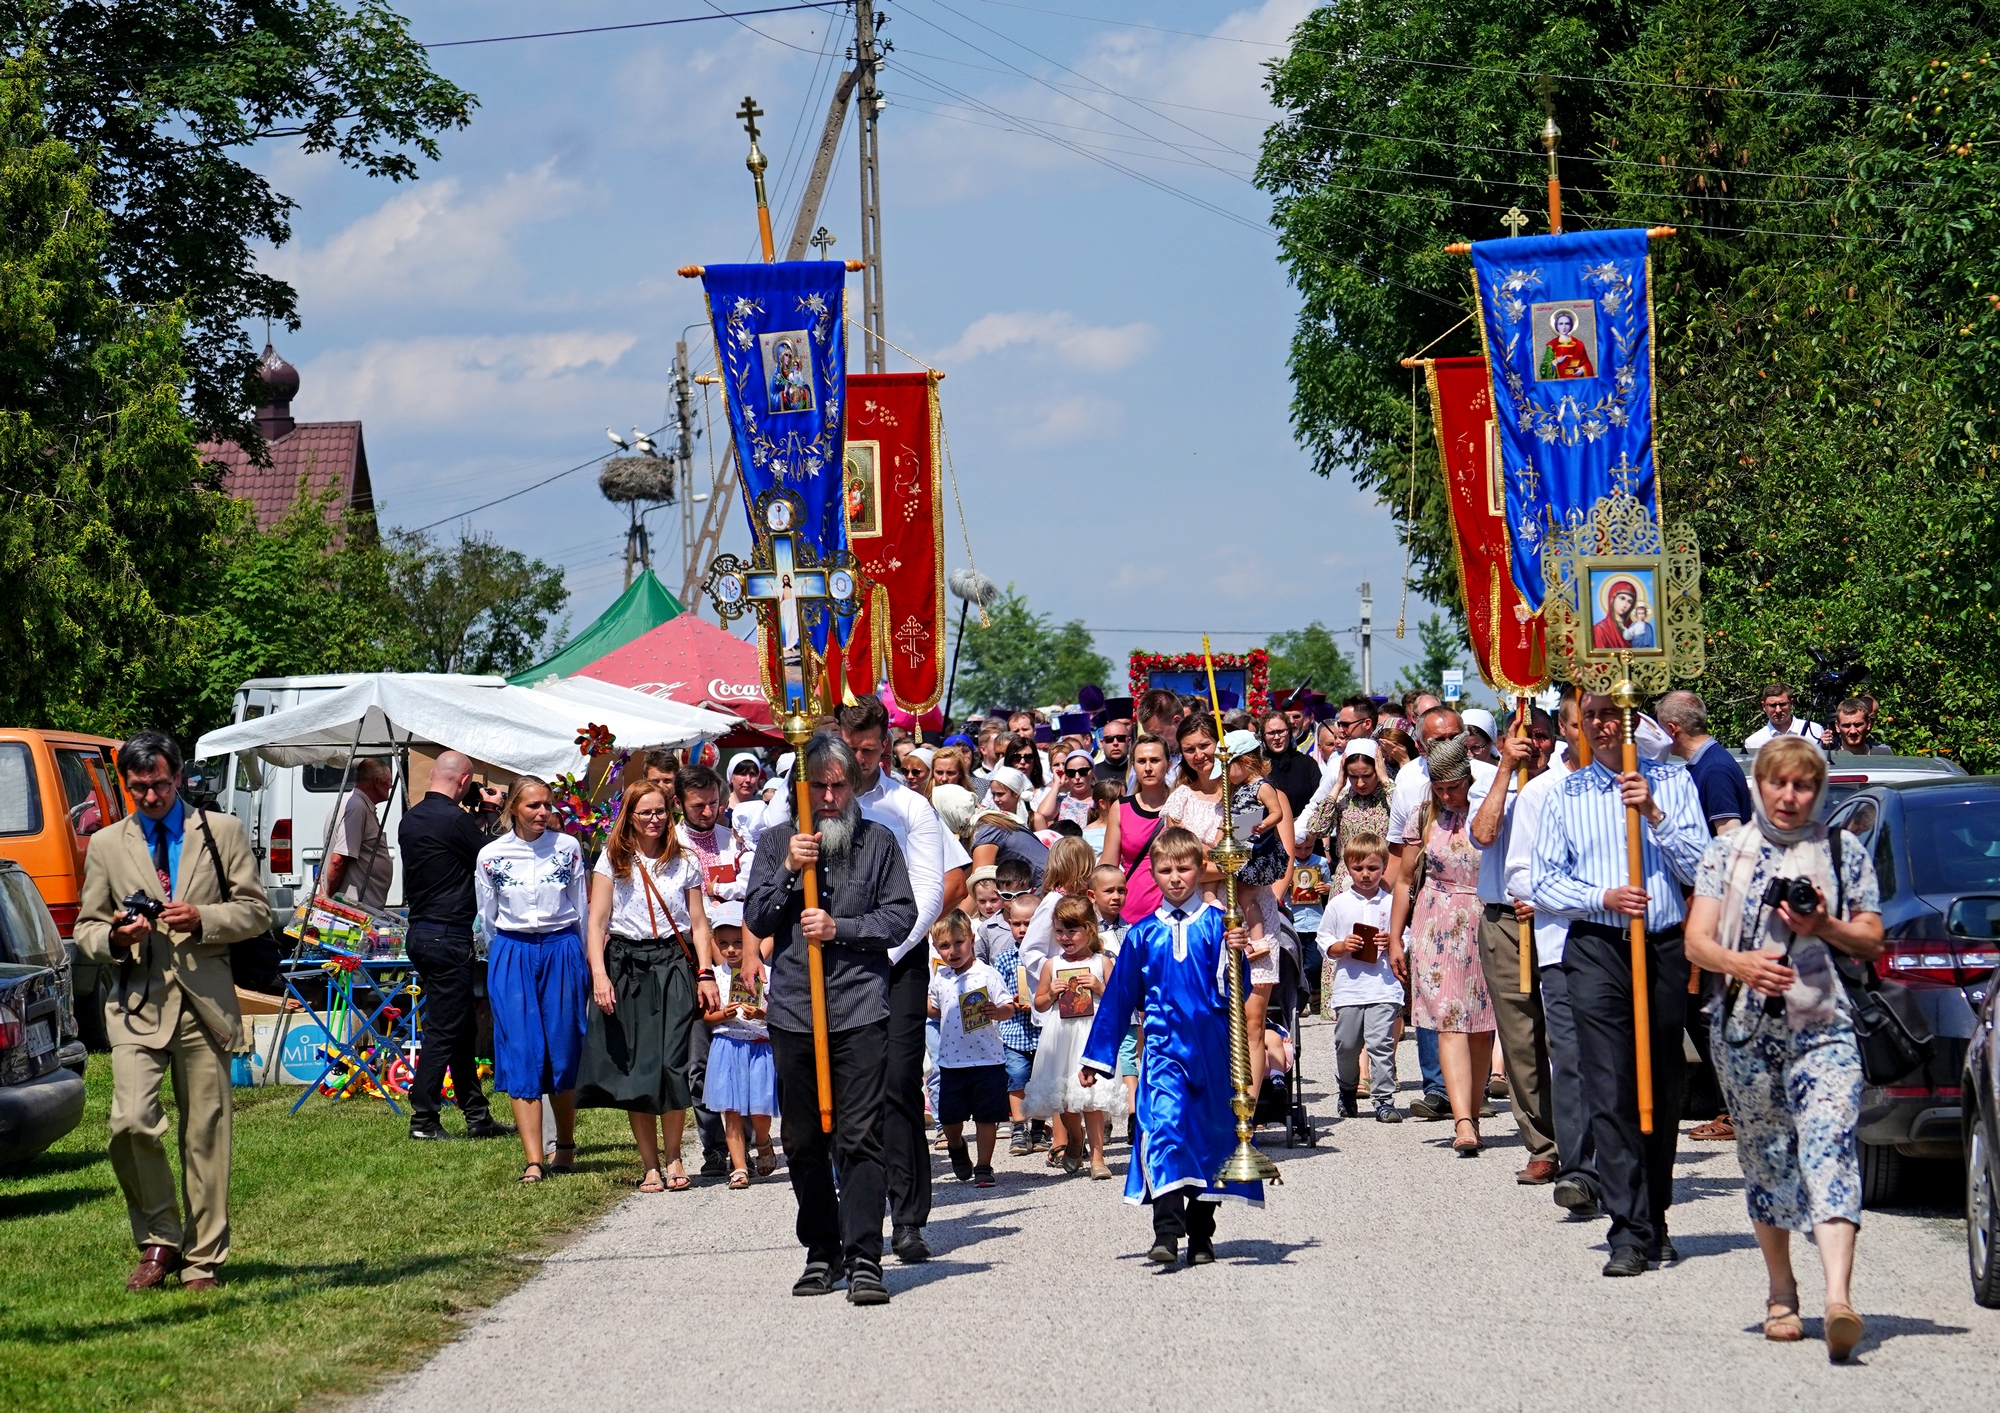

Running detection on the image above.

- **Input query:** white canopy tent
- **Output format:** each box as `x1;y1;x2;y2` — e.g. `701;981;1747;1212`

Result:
194;673;740;779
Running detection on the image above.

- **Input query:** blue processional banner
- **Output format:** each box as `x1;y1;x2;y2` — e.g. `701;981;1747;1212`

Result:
1471;228;1658;612
700;260;851;651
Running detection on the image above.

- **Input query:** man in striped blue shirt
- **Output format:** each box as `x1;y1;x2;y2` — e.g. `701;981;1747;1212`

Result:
1531;692;1709;1278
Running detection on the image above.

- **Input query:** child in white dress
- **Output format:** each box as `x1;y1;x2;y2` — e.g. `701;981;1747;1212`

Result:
1024;894;1127;1179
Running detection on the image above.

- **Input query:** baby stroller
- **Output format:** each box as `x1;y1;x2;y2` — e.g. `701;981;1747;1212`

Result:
1252;939;1317;1147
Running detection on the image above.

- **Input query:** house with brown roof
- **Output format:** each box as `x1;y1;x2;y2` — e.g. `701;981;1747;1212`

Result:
200;344;377;534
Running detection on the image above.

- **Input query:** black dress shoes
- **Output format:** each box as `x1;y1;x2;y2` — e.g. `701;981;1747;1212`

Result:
1602;1247;1648;1277
463;1115;515;1140
891;1225;930;1264
1649;1237;1679;1269
1187;1241;1215;1266
792;1261;836;1297
1147;1237;1179;1266
846;1261;892;1305
409;1119;454;1141
1551;1177;1600;1217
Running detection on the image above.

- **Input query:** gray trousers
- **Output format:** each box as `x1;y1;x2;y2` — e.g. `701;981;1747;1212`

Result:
1333;1002;1399;1106
1539;959;1598;1192
1476;907;1556;1162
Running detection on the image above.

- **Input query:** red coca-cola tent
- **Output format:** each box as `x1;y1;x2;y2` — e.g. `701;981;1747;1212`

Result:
578;612;775;731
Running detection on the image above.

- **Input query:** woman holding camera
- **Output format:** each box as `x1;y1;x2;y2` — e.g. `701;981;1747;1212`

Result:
1684;736;1883;1359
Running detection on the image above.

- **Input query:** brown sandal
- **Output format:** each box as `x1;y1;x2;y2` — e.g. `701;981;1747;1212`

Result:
1690;1115;1736;1142
727;1168;751;1190
637;1168;666;1193
756;1150;778;1177
1452;1118;1483;1156
1825;1303;1865;1361
1764;1295;1804;1342
663;1163;692;1191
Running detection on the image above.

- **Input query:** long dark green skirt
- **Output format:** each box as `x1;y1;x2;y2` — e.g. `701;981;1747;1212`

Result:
576;935;696;1115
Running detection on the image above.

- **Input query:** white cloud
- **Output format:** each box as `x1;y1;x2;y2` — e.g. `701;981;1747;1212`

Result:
300;331;645;432
937;310;1156;370
267;163;584;310
1009;393;1123;447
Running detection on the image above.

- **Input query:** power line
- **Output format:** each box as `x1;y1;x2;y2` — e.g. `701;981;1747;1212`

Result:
958;0;1893;105
401;422;675;535
422;2;846;49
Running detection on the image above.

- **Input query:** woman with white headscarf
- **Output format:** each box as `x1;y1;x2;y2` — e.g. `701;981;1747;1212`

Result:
969;765;1050;889
1684;735;1883;1358
1300;739;1393;894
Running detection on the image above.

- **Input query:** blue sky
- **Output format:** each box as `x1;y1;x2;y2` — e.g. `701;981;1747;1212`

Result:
255;0;1443;691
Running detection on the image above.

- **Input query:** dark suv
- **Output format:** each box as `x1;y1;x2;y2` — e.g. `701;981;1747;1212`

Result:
1825;779;2000;1206
0;858;86;1170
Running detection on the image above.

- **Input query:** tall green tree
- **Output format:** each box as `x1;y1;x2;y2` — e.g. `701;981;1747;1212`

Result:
8;0;476;443
388;529;569;678
1259;0;2000;762
0;52;233;740
1264;621;1360;700
953;586;1112;714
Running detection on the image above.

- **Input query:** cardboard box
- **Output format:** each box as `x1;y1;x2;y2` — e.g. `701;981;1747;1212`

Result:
246;1010;356;1087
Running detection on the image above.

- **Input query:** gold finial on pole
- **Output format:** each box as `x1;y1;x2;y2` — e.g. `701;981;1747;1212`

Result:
1610;651;1654;1134
738;95;776;263
1203;636;1281;1186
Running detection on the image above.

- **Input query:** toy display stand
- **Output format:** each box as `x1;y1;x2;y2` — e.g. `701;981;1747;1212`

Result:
280;899;423;1114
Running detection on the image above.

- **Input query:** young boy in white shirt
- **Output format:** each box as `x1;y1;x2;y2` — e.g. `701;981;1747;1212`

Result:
1320;833;1404;1123
926;910;1017;1186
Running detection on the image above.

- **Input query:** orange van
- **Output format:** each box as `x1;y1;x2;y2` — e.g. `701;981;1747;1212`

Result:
0;730;129;941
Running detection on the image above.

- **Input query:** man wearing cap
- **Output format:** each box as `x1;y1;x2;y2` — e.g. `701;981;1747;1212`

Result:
836;695;970;1267
1530;692;1707;1277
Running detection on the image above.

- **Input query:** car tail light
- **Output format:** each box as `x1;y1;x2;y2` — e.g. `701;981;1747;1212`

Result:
46;902;78;938
270;818;292;873
1878;937;1994;986
0;1000;19;1054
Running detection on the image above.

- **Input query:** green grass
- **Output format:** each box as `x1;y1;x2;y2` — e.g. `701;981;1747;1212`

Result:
0;1058;643;1413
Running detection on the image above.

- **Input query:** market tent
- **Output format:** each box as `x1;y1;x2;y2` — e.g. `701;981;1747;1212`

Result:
576;612;774;727
508;569;685;687
194;672;736;779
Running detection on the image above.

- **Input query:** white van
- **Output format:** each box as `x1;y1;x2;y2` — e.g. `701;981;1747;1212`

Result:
208;674;508;915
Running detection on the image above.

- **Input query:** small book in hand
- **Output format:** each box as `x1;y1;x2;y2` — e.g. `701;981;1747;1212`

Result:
959;987;993;1032
1353;923;1380;965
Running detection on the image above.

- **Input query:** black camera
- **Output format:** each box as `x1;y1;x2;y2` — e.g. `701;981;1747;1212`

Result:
1760;875;1820;917
117;891;166;929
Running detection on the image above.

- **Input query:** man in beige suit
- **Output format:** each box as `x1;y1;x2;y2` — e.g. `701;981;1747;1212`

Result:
75;731;271;1291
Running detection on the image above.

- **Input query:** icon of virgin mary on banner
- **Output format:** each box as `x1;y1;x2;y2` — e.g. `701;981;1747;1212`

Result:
700;261;854;657
1470;228;1660;613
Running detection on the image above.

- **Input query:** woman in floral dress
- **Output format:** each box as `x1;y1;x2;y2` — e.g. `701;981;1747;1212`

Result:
1387;739;1494;1156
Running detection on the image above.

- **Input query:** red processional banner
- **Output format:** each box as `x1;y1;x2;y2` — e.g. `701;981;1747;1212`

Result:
839;371;947;710
1427;356;1548;695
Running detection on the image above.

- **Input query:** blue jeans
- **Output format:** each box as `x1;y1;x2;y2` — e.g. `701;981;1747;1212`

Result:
1416;1025;1446;1100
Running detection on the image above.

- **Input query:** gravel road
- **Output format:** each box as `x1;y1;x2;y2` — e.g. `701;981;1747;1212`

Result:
365;1025;1997;1413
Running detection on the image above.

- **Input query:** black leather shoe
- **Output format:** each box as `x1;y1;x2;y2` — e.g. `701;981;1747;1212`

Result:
891;1225;930;1264
1649;1237;1679;1269
792;1261;836;1297
1147;1237;1179;1266
409;1119;453;1141
846;1261;891;1305
1187;1242;1215;1266
699;1154;730;1179
1407;1093;1452;1121
463;1115;515;1140
948;1143;974;1181
1602;1247;1648;1278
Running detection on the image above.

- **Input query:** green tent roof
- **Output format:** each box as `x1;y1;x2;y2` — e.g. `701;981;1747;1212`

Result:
509;569;685;686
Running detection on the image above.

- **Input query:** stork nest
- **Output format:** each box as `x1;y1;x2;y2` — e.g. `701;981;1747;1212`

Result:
599;456;676;504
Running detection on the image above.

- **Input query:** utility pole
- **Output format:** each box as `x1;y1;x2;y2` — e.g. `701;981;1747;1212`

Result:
673;340;698;591
1359;582;1374;697
854;3;887;372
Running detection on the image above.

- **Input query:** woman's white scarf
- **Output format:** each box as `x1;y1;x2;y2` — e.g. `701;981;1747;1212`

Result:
1713;784;1842;1029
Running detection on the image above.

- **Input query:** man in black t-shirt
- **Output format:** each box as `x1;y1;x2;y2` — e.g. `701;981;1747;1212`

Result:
398;751;510;1141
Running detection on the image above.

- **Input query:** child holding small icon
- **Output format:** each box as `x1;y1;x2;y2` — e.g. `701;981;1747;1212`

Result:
924;911;1015;1187
701;925;778;1185
1025;895;1127;1179
1321;833;1403;1123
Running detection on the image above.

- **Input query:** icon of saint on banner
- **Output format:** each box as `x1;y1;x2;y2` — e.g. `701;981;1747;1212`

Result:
1533;301;1598;381
759;331;816;415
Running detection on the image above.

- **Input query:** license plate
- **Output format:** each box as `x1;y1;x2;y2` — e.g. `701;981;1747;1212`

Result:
27;1019;53;1056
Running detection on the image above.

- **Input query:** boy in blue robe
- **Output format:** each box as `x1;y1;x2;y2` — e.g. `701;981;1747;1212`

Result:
1080;825;1263;1267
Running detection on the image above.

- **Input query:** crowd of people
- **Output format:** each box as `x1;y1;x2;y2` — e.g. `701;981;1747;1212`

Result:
73;676;1889;1356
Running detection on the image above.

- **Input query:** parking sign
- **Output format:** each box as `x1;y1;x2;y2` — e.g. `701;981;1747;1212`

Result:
1441;670;1464;702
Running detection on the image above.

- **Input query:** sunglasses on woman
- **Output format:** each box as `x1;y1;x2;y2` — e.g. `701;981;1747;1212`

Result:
1062;766;1092;779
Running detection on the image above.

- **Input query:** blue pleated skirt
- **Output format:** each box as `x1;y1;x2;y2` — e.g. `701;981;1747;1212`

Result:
704;1033;778;1116
488;926;589;1097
